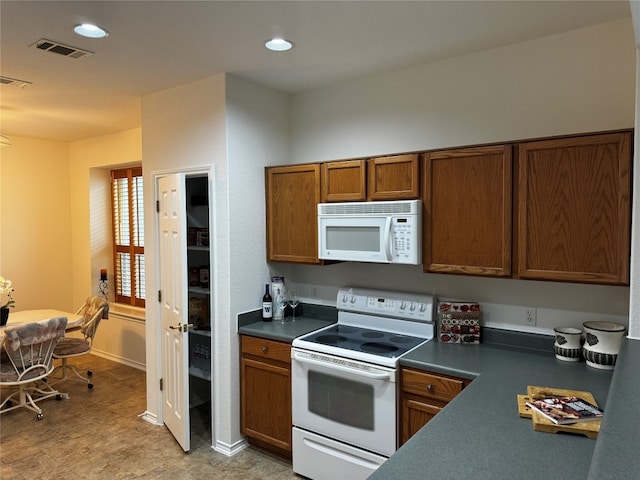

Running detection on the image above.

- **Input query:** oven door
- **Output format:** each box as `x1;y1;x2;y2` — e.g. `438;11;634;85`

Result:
291;348;397;457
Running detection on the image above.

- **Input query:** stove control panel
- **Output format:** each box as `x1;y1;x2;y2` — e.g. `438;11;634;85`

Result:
337;287;435;322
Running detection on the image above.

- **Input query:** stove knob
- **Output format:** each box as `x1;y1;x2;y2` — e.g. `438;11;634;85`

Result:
399;301;407;310
350;296;356;304
410;302;416;311
419;303;427;312
341;295;348;304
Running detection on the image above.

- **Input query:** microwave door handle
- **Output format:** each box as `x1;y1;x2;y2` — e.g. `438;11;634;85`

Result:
384;217;393;261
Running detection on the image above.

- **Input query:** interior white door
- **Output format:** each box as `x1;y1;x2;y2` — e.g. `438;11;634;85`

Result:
158;173;190;452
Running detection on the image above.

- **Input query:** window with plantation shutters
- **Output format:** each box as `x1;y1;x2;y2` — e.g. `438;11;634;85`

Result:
111;167;145;307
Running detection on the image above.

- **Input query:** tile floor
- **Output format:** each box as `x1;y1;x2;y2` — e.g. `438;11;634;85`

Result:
0;354;300;479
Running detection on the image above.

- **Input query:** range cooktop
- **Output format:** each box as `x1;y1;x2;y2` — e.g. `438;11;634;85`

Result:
299;323;428;359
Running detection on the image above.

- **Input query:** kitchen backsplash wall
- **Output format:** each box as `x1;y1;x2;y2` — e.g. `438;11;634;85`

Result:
271;262;629;336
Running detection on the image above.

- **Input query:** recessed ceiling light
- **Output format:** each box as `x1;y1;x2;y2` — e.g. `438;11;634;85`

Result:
73;23;109;39
265;38;294;52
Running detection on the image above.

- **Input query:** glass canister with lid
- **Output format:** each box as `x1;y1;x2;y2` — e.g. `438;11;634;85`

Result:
271;276;285;322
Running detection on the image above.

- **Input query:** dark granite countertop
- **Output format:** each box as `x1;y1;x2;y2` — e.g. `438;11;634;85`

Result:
369;332;639;480
237;303;337;343
586;339;640;480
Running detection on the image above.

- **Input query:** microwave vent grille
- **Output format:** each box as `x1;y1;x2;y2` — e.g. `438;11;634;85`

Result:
319;200;417;216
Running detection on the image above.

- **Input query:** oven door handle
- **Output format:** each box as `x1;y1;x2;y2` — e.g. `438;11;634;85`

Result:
292;351;393;380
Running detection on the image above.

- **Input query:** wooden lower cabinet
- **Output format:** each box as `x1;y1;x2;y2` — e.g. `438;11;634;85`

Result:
400;367;468;445
240;335;292;457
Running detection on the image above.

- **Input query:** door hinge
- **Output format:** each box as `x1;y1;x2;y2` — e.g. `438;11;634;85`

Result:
160;378;163;391
156;200;160;213
158;290;162;302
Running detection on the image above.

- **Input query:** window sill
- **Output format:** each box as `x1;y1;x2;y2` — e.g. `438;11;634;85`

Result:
108;303;145;322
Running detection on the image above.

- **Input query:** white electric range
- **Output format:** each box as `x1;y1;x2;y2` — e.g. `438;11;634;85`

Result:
291;287;436;480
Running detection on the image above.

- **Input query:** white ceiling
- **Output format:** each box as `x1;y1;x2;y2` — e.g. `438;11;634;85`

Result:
0;0;632;142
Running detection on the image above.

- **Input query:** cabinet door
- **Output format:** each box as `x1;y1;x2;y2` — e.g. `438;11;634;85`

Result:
266;164;321;263
401;368;465;403
517;132;631;284
367;154;420;200
400;368;467;445
240;337;292;456
321;159;367;202
424;145;512;277
401;398;442;445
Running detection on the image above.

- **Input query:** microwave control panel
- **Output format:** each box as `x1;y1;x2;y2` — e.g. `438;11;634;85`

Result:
392;217;414;260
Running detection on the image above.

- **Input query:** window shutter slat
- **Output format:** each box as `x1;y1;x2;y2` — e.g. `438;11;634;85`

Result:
111;167;145;307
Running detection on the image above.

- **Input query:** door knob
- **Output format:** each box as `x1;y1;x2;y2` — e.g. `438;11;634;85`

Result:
169;323;194;332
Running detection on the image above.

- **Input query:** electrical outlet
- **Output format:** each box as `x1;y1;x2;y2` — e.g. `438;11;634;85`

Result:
525;307;537;326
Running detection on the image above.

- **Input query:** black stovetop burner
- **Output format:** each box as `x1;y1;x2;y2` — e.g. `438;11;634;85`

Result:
301;324;427;359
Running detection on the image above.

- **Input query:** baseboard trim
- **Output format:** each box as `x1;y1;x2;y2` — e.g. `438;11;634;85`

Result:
138;410;161;425
91;349;146;371
214;438;248;457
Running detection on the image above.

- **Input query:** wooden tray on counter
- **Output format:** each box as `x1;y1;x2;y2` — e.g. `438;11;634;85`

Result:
517;385;602;439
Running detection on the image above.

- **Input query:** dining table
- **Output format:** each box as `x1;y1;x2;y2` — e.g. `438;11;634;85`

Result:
0;309;83;343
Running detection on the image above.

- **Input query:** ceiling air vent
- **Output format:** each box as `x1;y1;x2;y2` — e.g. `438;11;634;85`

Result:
30;38;93;59
0;76;32;88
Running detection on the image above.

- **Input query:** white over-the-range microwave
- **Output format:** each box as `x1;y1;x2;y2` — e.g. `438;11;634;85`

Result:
317;199;422;265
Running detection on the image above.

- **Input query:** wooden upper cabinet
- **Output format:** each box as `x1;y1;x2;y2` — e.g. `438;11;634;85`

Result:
367;154;420;201
322;155;420;202
423;145;512;277
265;164;321;264
516;132;631;285
321;159;367;202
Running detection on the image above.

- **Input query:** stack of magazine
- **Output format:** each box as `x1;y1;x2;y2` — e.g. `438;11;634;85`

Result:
526;395;604;425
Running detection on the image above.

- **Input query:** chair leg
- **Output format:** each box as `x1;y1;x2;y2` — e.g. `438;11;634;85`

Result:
0;389;22;413
49;357;93;388
0;382;67;420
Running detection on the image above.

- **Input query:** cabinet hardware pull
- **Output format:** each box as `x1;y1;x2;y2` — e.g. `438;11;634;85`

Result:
262;346;268;353
426;384;434;391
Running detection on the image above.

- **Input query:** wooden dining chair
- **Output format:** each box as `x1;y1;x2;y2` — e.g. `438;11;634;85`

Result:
50;296;109;389
0;316;68;420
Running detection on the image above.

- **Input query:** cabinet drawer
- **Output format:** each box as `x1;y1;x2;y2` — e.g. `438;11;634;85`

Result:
402;368;464;403
241;336;291;364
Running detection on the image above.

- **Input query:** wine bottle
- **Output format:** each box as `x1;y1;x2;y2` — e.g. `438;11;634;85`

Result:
262;284;273;321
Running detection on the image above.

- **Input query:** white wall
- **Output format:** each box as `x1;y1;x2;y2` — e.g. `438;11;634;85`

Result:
141;73;289;453
0;137;73;311
142;75;288;453
225;75;290;450
141;74;227;436
291;18;634;160
285;18;636;335
68;129;146;365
